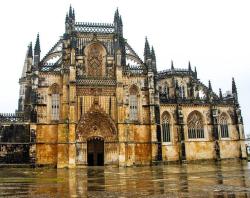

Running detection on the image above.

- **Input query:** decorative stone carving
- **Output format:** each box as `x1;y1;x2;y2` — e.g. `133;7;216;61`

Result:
76;102;117;142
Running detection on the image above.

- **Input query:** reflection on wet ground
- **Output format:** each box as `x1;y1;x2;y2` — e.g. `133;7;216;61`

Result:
0;160;250;197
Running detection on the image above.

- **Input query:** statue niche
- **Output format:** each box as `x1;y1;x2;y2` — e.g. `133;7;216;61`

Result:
85;42;107;77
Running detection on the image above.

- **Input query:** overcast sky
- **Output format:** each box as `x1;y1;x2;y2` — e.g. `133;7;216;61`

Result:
0;0;249;136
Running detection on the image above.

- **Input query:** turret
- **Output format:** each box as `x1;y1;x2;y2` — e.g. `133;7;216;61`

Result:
65;5;75;34
21;42;33;78
18;42;33;112
34;33;40;67
113;8;125;66
114;8;123;36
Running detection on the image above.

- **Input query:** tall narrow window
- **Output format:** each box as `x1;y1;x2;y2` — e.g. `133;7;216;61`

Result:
162;112;171;142
180;86;185;98
51;94;59;120
163;85;169;98
219;114;229;138
51;84;60;121
129;85;138;121
80;97;83;117
187;111;204;139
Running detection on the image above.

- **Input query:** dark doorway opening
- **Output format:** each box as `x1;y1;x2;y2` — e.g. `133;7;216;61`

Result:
87;138;104;166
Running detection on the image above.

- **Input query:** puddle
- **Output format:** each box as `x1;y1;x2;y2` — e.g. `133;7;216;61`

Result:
0;160;249;197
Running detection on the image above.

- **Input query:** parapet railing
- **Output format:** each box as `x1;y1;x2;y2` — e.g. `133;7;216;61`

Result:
0;113;25;123
75;22;115;33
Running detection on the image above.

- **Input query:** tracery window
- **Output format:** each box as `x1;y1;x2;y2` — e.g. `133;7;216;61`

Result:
129;85;138;121
162;112;171;142
187;111;204;139
51;84;60;121
85;43;106;77
219;114;229;138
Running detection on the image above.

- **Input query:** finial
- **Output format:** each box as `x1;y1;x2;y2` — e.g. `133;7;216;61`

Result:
65;13;69;23
119;15;123;26
151;46;155;61
28;42;33;58
114;7;120;22
72;8;75;20
144;37;151;60
232;77;237;94
116;7;119;16
232;77;238;104
219;88;223;99
69;5;73;18
34;33;41;55
188;61;191;71
208;80;212;91
171;60;174;70
194;66;197;78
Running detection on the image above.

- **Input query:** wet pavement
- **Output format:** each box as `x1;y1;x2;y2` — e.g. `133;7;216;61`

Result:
0;160;250;197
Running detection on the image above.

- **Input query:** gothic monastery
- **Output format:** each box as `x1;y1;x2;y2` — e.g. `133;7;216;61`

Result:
0;6;246;167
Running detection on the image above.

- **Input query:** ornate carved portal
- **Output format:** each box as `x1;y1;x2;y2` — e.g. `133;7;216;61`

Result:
76;103;118;165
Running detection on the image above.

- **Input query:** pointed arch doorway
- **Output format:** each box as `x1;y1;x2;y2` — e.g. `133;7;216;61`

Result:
87;137;104;166
76;102;118;166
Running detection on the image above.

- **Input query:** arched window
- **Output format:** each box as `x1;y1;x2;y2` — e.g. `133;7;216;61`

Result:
51;84;60;121
180;86;185;98
219;114;229;138
161;112;171;142
163;85;169;98
129;85;138;121
85;43;107;77
187;111;204;139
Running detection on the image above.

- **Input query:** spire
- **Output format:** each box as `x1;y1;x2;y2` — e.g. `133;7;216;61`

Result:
219;88;223;99
119;15;123;35
114;7;120;22
232;77;237;94
194;66;197;78
65;13;69;23
208;80;212;91
114;8;123;36
151;46;156;61
72;8;75;20
188;61;191;71
28;42;33;58
144;37;151;61
171;60;174;70
119;15;123;26
232;77;238;104
69;5;73;18
21;42;33;78
34;33;41;55
151;46;157;73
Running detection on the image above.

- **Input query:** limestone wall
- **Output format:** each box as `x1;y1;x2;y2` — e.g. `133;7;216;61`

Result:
36;124;58;165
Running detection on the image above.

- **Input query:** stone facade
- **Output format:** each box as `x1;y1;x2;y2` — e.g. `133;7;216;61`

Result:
0;6;246;167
